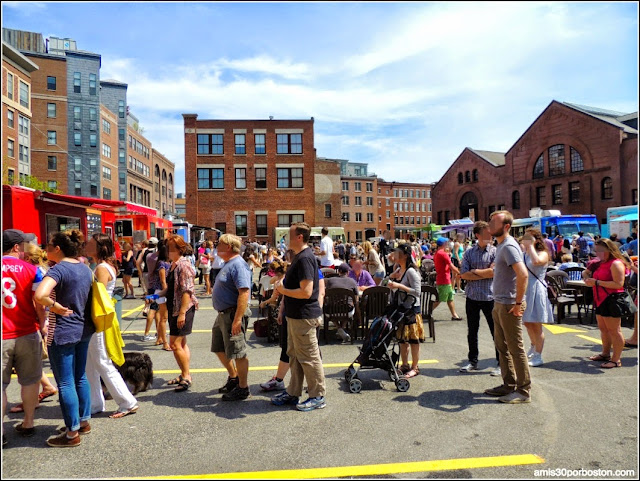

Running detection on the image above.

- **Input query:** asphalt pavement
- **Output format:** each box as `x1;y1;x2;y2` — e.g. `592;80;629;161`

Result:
2;279;638;480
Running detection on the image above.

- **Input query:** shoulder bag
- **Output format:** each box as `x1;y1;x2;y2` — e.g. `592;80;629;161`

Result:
599;285;637;317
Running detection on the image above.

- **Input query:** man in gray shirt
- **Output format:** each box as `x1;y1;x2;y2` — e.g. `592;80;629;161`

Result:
485;210;531;404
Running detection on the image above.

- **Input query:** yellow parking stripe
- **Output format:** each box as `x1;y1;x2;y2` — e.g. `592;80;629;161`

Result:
576;334;603;345
543;325;586;335
118;454;545;479
122;305;145;317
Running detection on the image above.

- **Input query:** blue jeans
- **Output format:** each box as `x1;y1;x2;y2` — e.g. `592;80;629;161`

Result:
48;336;92;431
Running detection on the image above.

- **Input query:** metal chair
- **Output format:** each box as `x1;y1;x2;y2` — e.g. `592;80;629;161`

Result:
358;286;390;340
322;287;360;344
420;284;438;342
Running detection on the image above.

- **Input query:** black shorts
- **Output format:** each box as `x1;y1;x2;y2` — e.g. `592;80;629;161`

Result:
169;306;196;337
123;268;135;276
452;257;460;268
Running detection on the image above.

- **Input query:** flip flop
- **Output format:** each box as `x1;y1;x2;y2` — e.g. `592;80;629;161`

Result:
624;341;638;348
451;316;463;321
162;345;173;351
38;390;58;402
600;360;622;369
589;353;611;362
109;405;139;419
166;375;183;385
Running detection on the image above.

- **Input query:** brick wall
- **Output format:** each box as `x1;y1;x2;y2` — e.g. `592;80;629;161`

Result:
100;105;118;200
377;180;434;239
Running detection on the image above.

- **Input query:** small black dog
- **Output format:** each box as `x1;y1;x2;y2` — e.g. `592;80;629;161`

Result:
115;352;154;395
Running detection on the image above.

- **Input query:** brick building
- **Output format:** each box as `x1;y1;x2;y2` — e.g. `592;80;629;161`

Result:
377;180;434;239
152;148;176;216
126;116;153;207
22;51;68;193
2;41;38;185
99;105;118;200
183;115;317;241
433;101;638;227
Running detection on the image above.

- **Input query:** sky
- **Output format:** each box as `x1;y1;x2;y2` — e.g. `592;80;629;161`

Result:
2;1;638;195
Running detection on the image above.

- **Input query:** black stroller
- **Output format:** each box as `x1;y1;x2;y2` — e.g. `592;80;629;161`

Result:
344;291;418;393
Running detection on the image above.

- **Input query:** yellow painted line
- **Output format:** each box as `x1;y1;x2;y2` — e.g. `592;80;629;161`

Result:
576;334;603;345
122;305;145;317
117;454;545;479
544;325;586;335
13;360;440;379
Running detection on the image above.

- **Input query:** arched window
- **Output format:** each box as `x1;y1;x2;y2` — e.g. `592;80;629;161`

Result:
465;171;470;183
512;191;520;210
602;177;613;200
548;144;565;176
472;169;478;182
533;154;544;179
458;173;463;184
154;164;160;177
168;173;173;185
570;147;584;172
162;169;167;182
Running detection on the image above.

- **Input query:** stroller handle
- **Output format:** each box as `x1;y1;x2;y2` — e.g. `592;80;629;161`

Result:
393;289;418;308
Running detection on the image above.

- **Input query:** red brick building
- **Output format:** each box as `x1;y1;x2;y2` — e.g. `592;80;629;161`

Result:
377;180;434;239
183;115;318;242
433;101;638;227
99;105;118;200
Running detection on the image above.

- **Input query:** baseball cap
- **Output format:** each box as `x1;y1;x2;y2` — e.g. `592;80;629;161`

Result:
436;237;449;247
3;229;36;252
148;237;159;245
337;263;350;274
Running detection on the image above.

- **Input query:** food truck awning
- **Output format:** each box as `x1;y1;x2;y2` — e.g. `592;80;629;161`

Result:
37;191;127;211
122;202;158;216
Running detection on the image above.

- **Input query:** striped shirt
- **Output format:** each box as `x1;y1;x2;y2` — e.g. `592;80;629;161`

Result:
460;243;496;302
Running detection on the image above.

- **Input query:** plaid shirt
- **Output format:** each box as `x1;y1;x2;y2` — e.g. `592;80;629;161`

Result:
460;243;496;302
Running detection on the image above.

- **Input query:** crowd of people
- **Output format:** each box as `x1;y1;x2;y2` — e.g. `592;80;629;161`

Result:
2;216;637;447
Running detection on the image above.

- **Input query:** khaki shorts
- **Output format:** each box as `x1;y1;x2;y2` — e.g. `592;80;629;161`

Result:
2;331;43;386
211;309;247;360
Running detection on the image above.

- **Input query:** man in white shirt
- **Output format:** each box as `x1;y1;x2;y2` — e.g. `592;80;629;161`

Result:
315;227;335;269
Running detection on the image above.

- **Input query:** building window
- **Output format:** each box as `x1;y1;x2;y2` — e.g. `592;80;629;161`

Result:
197;134;224;155
569;181;580;203
277;168;303;188
276;133;302;154
552;184;562;205
89;74;97;95
465;171;471;183
548;144;565;176
90;183;98;197
119;129;125;141
47;103;56;118
74;133;81;146
250;167;266;189
254;134;266;154
19;81;29;108
342;196;349;206
536;186;546;206
7;73;13;100
355;196;362;206
235;134;246;154
278;214;304;227
7;139;14;158
48;156;57;171
367;213;374;222
47;76;56;90
632;189;638;205
601;177;613;200
235;215;247;237
325;204;332;218
74;106;81;121
472;169;478;182
118;100;125;118
48;181;57;191
386;210;390;218
47;131;57;145
533;154;544;179
103;187;111;200
89;108;97;122
18;145;29;163
570;147;584;173
355;213;362;222
102;166;111;180
366;197;373;206
354;182;362;191
235;168;246;189
197;168;224;189
512;190;520;210
458;173;463;184
73;72;81;93
90;134;97;147
342;181;349;191
7;110;14;129
256;215;267;236
102;119;111;134
342;212;350;222
75;182;82;196
366;182;373;192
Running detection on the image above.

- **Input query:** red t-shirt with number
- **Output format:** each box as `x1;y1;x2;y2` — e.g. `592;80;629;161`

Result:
2;256;43;340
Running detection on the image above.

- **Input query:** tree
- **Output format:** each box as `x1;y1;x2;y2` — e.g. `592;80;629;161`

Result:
2;161;61;193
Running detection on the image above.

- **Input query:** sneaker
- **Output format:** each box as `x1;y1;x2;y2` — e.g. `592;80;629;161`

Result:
498;391;531;404
218;376;239;394
528;353;544;367
490;366;502;377
140;334;156;342
296;396;326;411
271;391;299;406
46;432;81;448
14;423;35;437
459;363;478;373
527;345;536;359
336;328;351;343
260;376;286;392
484;385;515;397
221;385;251;401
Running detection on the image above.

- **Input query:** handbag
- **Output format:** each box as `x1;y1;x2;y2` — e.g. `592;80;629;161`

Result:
600;286;638;317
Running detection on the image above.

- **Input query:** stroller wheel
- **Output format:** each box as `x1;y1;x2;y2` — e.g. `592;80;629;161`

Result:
388;370;398;382
395;378;410;392
349;379;362;394
344;370;351;382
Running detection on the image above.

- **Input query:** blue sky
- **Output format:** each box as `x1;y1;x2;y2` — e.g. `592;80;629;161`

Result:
3;1;638;195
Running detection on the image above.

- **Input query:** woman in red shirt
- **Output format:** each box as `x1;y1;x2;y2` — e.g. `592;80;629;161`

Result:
582;238;631;368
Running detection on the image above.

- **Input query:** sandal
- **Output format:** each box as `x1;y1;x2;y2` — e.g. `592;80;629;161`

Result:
109;405;139;419
589;353;611;362
174;378;192;392
162;344;172;351
405;368;420;378
451;316;463;321
600;360;622;369
167;375;183;386
398;364;410;374
624;341;638;348
38;390;58;402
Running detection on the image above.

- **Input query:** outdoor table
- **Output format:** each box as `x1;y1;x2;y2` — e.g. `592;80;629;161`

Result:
567;280;594;324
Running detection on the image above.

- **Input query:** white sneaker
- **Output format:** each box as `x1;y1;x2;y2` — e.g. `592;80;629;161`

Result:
490;366;502;377
528;353;544;367
459;363;478;373
260;376;286;391
527;346;536;359
337;328;351;343
141;334;156;342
